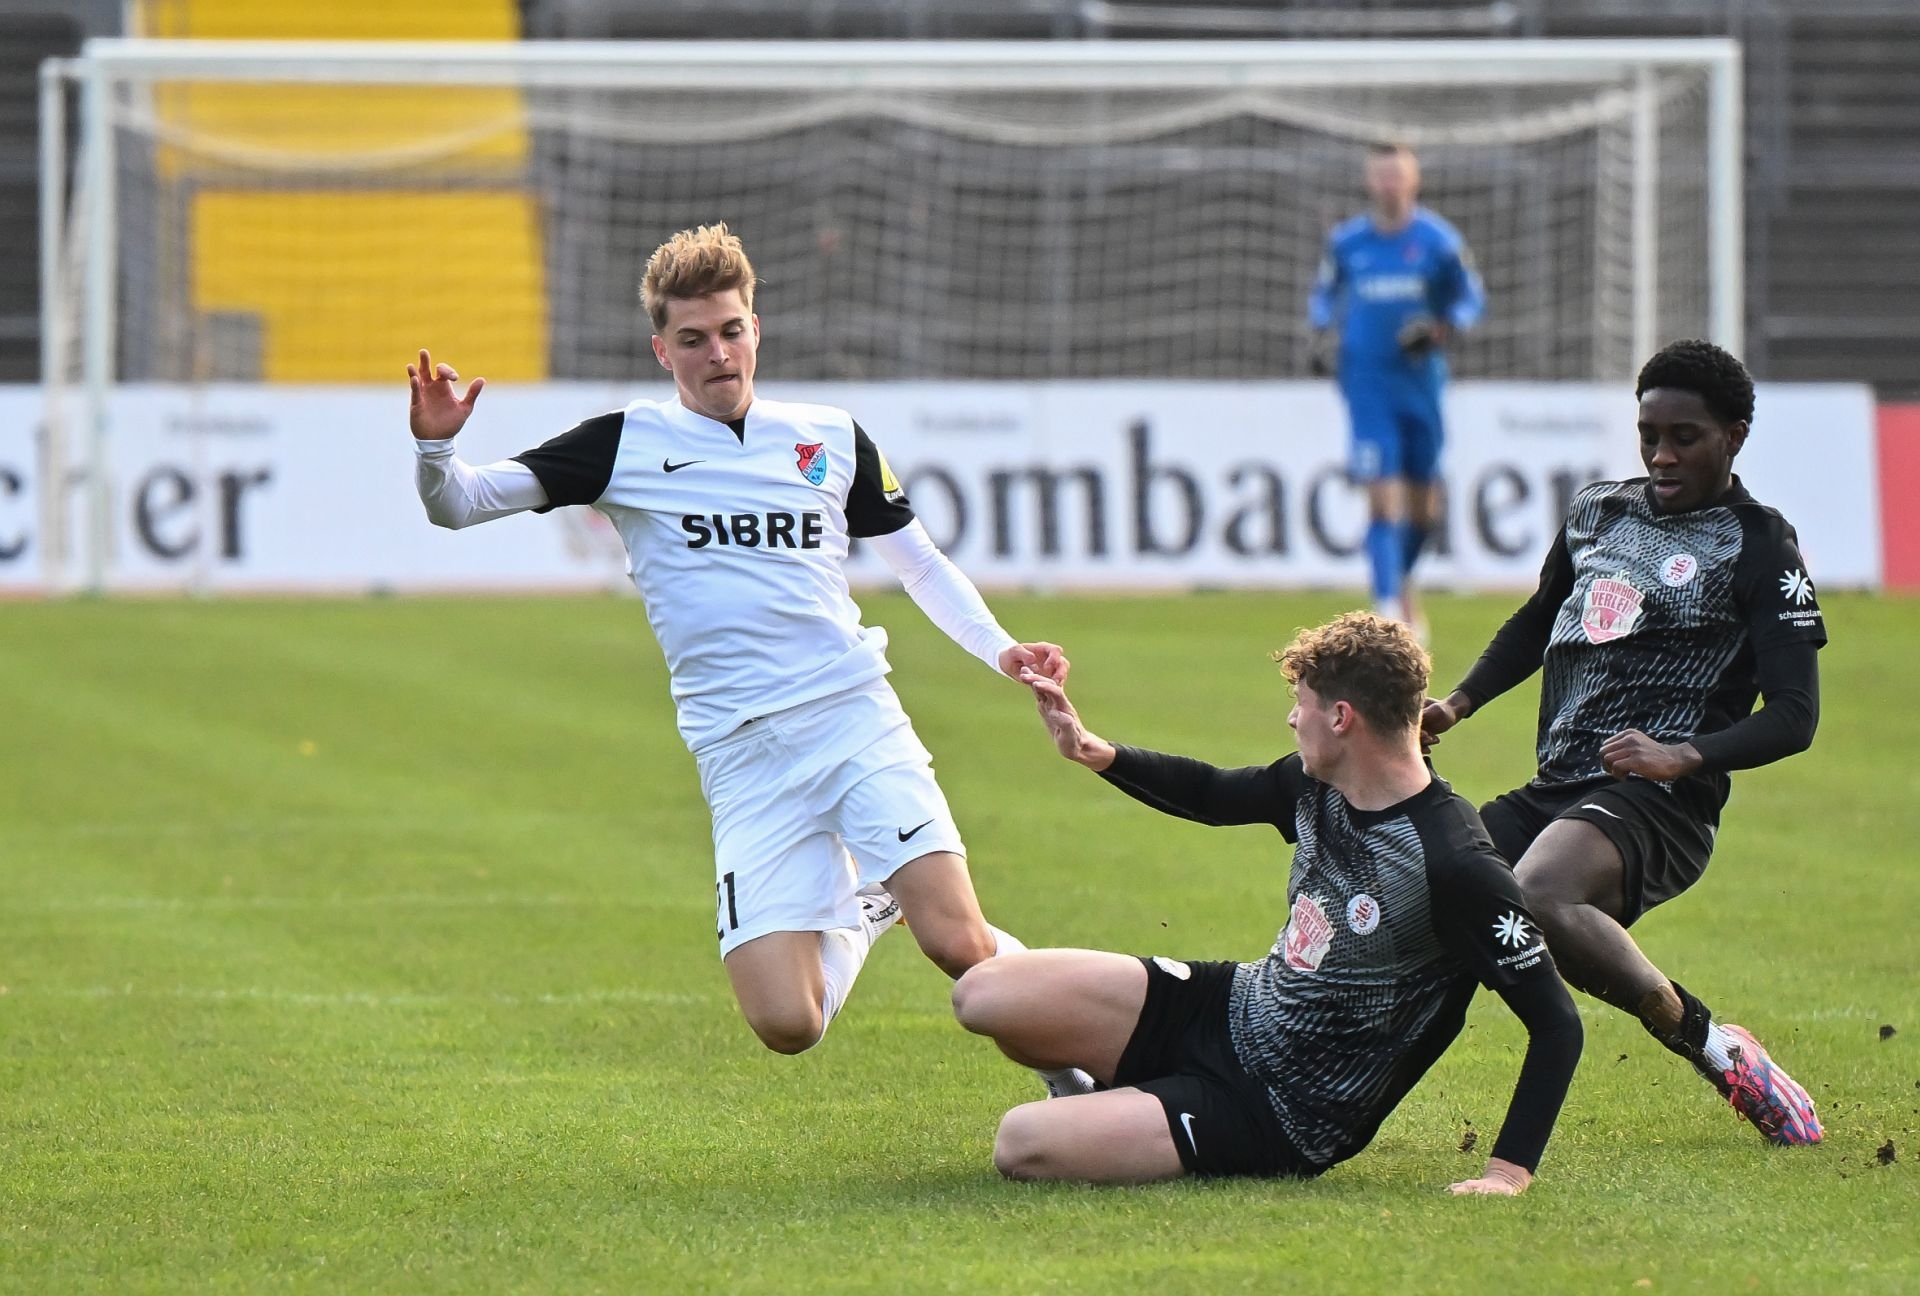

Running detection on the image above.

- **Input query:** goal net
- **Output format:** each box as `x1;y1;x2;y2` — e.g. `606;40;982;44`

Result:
39;39;1739;588
48;38;1739;389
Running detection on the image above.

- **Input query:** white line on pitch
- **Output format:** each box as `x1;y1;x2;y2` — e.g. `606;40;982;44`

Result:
23;893;673;912
9;985;710;1008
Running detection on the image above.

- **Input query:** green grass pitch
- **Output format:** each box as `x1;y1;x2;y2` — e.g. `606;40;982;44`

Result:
2;591;1915;1293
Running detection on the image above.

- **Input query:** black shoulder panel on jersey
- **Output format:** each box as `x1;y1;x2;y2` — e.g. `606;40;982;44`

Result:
512;409;624;512
1417;795;1553;991
1729;492;1828;651
846;422;916;539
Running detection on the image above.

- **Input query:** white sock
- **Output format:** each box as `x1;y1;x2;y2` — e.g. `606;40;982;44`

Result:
818;926;872;1030
1702;1022;1738;1072
987;925;1096;1096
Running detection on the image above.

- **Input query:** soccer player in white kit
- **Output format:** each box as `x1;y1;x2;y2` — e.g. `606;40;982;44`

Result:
406;224;1089;1092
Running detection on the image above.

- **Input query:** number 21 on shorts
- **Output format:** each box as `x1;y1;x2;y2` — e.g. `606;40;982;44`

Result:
716;870;739;940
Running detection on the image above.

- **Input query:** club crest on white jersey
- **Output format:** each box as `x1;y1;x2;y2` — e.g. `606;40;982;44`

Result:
795;441;828;485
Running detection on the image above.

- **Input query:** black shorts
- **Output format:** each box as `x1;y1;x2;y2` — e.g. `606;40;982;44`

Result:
1113;956;1318;1180
1478;776;1722;925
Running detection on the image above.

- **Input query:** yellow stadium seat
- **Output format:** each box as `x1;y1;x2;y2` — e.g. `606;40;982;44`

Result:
143;0;518;41
141;0;547;381
192;191;548;383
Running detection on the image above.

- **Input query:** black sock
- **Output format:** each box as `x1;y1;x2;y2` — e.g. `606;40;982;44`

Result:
1644;979;1713;1057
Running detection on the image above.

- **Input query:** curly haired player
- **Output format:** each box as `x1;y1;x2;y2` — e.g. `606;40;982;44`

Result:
954;612;1582;1190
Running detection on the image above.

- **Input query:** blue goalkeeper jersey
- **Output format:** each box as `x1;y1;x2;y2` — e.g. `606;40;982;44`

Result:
1308;207;1486;385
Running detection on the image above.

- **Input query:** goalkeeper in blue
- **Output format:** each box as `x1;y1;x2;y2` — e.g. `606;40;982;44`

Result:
1309;142;1486;635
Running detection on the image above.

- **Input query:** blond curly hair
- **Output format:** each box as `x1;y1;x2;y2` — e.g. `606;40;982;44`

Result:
641;222;758;332
1274;611;1431;735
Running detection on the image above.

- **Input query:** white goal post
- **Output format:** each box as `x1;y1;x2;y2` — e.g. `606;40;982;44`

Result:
40;37;1742;590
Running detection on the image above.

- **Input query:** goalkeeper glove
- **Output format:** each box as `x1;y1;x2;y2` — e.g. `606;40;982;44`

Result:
1396;317;1451;356
1308;330;1338;378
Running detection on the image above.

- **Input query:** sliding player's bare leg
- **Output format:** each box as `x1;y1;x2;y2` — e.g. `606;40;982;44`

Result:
953;951;1179;1181
951;949;1148;1082
992;1089;1186;1183
893;851;1097;1095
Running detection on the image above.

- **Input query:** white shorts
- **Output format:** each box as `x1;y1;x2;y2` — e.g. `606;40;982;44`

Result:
695;678;966;958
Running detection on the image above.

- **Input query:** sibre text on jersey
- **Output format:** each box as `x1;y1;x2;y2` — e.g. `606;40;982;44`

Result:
680;511;827;550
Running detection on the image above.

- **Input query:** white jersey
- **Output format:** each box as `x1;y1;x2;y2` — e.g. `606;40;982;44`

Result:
511;396;923;750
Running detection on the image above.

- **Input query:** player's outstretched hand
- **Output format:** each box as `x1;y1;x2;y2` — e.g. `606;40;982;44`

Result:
1447;1158;1531;1196
1000;641;1070;686
1599;729;1703;782
1028;676;1083;758
407;348;486;441
1419;696;1464;751
1027;676;1114;772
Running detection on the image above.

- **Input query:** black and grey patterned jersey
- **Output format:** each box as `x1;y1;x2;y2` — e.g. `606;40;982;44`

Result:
1099;748;1578;1173
1463;477;1826;789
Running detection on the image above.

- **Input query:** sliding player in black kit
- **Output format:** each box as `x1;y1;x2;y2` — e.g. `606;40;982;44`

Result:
957;613;1582;1191
1423;340;1825;1146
